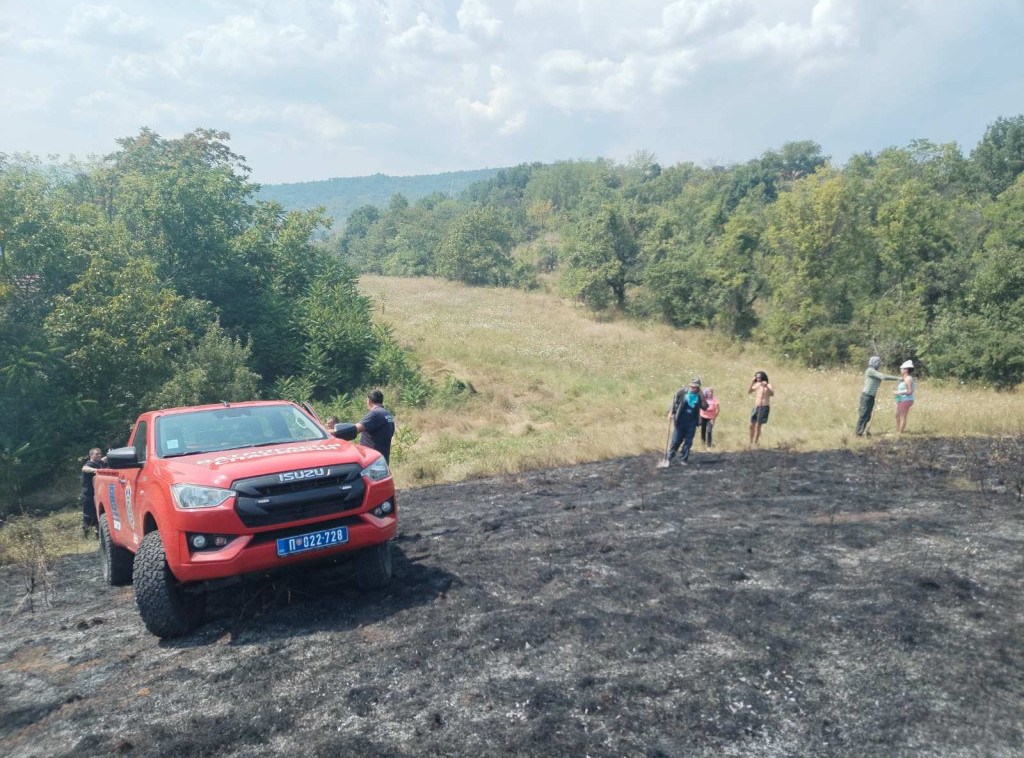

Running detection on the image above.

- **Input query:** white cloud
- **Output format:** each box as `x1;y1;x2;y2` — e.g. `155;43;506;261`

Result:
225;104;277;124
172;14;320;72
653;0;748;45
500;110;527;135
65;4;153;46
454;64;526;135
281;104;349;141
17;36;71;57
67;4;149;35
1;0;1019;181
0;85;51;113
70;89;122;120
385;11;474;58
537;50;638;113
138;99;209;124
457;0;503;39
106;53;177;85
714;0;896;72
650;49;697;93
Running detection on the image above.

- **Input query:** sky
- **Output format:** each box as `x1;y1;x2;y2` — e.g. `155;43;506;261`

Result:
1;0;1022;185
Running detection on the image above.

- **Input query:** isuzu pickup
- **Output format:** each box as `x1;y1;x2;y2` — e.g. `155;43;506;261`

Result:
92;400;397;638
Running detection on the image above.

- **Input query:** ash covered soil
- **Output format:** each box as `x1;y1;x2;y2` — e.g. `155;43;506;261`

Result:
2;440;1023;758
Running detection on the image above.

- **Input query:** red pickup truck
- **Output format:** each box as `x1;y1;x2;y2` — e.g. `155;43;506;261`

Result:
92;400;397;638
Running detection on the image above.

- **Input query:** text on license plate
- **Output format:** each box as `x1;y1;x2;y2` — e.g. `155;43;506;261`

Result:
277;526;349;557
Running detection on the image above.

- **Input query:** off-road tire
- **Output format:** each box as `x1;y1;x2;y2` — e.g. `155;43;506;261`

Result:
98;518;134;586
133;531;205;638
354;540;392;591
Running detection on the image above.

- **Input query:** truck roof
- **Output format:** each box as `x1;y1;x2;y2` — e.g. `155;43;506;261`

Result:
147;400;298;417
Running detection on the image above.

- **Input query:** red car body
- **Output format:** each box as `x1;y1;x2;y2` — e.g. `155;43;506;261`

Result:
93;401;397;584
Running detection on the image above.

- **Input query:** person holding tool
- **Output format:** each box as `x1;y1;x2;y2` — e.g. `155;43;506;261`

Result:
659;377;708;467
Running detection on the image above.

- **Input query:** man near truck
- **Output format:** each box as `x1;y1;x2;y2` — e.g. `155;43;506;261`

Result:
79;447;105;536
355;389;395;464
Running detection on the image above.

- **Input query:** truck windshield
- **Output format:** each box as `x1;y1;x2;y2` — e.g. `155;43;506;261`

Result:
155;405;328;458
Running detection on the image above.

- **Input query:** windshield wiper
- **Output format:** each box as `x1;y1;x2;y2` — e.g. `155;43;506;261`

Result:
162;450;211;459
249;438;320;448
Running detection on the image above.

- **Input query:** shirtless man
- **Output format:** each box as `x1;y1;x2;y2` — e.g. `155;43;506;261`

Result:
748;371;774;446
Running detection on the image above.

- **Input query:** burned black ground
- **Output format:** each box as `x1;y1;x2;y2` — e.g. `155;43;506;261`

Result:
2;440;1022;757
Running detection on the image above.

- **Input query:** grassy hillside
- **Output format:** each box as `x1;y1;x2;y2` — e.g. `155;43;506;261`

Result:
257;168;504;223
360;276;1024;485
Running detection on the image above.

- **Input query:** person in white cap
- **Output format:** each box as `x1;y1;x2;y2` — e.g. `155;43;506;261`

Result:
856;356;900;436
894;360;916;434
665;377;709;465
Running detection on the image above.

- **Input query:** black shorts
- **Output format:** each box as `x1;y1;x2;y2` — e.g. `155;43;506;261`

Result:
750;405;770;424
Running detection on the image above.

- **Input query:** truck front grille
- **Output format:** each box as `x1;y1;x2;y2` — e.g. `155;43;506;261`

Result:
232;464;365;528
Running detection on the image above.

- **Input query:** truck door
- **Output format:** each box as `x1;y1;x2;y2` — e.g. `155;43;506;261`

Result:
107;420;148;547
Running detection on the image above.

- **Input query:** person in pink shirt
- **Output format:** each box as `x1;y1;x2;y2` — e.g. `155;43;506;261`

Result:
699;387;720;447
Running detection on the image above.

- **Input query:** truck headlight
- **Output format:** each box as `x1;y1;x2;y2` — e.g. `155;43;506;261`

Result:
360;457;390;482
171;484;235;509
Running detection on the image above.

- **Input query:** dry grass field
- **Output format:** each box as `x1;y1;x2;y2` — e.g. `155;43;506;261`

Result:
360;276;1024;485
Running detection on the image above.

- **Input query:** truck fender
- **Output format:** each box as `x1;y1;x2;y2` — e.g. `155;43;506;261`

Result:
140;512;185;570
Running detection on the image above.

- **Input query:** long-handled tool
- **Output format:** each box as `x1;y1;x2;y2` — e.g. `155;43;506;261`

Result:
656;417;673;468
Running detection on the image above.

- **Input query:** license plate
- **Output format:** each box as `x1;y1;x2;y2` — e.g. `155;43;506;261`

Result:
277;526;349;557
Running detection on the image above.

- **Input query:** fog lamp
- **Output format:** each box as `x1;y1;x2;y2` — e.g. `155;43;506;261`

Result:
191;534;208;549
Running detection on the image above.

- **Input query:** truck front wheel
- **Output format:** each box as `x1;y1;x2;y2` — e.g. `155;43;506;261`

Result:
354;540;392;591
98;518;134;586
133;531;205;638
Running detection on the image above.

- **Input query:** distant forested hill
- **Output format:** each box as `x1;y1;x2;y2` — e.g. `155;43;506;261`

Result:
257;168;505;223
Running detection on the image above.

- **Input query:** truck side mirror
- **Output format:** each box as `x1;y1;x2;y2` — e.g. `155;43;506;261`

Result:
332;423;358;441
106;446;141;469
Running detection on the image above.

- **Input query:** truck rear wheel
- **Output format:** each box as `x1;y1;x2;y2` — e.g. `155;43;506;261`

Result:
133;531;205;638
354;540;392;591
98;518;134;586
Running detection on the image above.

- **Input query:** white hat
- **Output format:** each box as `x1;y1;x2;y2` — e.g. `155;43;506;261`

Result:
900;360;914;369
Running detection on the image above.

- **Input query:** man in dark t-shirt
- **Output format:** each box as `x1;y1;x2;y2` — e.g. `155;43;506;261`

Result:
355;389;395;464
80;447;105;535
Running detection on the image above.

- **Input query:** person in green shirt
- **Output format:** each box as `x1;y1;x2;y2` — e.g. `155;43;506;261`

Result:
856;356;899;436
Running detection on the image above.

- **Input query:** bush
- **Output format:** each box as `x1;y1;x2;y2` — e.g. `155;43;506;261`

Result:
148;321;262;408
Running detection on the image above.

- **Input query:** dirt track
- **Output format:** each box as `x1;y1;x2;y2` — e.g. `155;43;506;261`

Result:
2;440;1022;757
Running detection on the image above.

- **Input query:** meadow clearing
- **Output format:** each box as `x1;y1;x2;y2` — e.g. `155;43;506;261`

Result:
4;275;1021;566
361;276;1024;485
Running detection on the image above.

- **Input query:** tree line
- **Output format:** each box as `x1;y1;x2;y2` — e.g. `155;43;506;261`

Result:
3;118;1022;505
0;129;430;506
339;116;1024;388
257;167;502;224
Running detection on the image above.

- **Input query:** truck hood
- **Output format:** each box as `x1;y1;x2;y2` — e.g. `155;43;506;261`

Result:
155;440;383;489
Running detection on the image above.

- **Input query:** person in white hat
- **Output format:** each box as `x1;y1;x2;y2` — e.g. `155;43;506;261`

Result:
894;360;916;434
